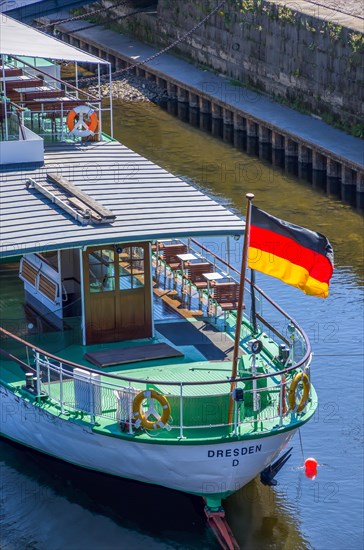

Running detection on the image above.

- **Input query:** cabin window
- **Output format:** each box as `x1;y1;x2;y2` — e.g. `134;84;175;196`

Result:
119;246;144;290
88;247;145;292
89;250;115;292
37;251;59;272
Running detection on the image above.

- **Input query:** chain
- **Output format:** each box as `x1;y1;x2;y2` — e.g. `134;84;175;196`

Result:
67;0;227;85
38;0;130;29
64;8;147;34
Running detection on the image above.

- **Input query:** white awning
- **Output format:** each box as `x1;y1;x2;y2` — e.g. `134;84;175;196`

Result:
0;16;109;64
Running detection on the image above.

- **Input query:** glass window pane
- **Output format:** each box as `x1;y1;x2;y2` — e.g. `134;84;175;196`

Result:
89;249;115;292
102;275;115;291
116;246;146;290
120;275;132;290
132;274;144;288
132;246;144;260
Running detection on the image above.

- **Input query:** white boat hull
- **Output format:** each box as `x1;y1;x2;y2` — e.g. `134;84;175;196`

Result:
0;386;296;496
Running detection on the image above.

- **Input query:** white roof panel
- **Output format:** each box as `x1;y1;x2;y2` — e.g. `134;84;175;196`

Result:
0;16;108;64
0;140;244;259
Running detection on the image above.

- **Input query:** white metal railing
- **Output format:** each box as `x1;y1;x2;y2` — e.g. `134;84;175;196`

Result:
31;351;312;438
0;237;313;438
1;55;112;143
0;322;312;440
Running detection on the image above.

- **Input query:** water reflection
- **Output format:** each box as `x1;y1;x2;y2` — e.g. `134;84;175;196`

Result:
2;100;362;550
104;101;363;282
1;438;311;550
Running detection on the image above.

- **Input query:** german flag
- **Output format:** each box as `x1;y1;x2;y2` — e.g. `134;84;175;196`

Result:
248;206;334;298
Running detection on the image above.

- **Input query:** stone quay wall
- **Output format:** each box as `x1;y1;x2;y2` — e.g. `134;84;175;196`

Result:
102;0;364;136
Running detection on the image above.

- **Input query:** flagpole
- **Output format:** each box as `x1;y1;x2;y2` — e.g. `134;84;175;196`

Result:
227;192;254;425
250;268;258;334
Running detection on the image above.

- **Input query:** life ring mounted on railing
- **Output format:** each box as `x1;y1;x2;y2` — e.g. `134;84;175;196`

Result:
66;105;98;137
132;389;171;430
288;372;310;413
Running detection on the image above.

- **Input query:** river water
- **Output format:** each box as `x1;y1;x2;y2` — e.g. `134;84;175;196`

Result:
1;101;363;550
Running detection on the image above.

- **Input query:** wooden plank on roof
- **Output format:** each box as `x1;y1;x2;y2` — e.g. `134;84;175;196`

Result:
47;173;116;223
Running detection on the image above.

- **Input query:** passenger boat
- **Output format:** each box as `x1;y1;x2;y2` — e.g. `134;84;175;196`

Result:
1;16;329;549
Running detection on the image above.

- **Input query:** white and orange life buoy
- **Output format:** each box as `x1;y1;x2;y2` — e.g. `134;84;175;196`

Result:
132;389;170;430
67;105;98;137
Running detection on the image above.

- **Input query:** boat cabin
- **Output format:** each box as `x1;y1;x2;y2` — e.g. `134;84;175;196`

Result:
0;16;245;353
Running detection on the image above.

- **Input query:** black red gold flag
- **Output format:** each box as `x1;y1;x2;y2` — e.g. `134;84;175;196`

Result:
248;206;334;298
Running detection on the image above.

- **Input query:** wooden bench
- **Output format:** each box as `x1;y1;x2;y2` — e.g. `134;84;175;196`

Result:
212;282;243;323
185;261;213;290
0;67;23;78
6;77;44;90
162;243;187;271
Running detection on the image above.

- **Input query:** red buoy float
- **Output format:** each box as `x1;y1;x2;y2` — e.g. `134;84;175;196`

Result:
304;457;318;479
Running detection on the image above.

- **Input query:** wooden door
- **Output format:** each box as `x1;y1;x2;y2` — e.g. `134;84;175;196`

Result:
83;243;152;344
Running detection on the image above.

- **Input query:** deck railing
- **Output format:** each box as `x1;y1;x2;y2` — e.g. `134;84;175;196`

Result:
0;312;312;439
0;238;313;437
1;56;109;142
153;238;307;353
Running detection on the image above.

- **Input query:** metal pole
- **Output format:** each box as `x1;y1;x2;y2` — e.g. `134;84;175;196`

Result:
226;236;230;276
60;362;64;414
179;383;185;439
279;374;284;427
250;268;258;333
79;249;86;345
46;357;51;396
149;243;155;339
61;102;64;141
233;399;238;435
98;64;102;140
251;355;259;412
108;63;113;138
89;373;95;424
1;55;9;141
227;193;254;425
128;382;134;435
35;351;41;402
75;62;79;97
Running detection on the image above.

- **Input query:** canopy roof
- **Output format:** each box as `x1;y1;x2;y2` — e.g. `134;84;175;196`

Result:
0;140;244;259
0;16;108;64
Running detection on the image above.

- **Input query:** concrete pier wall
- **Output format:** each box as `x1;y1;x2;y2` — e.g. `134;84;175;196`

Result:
57;24;364;209
103;0;364;135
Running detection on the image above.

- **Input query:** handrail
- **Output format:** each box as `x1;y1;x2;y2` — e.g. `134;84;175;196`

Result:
10;56;100;102
0;239;311;387
0;326;311;387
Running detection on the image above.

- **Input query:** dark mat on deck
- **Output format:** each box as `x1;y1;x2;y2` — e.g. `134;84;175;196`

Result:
156;321;233;361
84;343;184;368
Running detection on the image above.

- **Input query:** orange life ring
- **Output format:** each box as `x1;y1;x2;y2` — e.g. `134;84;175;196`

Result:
66;105;98;137
288;372;310;413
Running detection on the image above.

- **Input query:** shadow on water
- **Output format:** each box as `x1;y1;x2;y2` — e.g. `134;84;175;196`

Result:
0;436;312;550
2;100;363;550
0;437;215;550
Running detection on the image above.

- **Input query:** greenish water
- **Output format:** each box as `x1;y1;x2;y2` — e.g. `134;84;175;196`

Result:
1;101;363;550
